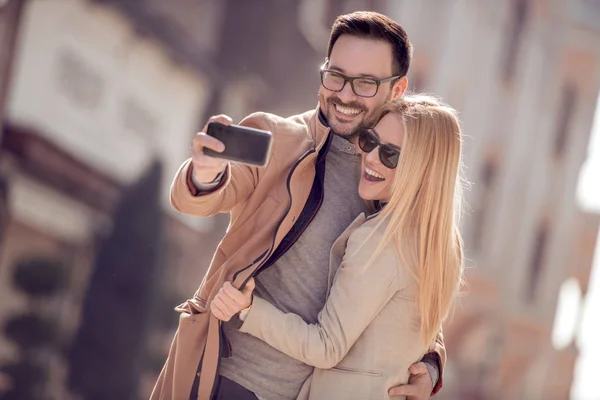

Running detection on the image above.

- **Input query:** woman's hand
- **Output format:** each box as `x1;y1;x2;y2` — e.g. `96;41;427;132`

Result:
210;278;255;322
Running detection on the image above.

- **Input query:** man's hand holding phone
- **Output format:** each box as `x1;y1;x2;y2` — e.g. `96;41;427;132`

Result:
190;115;232;187
190;114;273;189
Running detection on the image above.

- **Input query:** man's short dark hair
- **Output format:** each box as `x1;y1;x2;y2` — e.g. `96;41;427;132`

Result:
327;11;413;77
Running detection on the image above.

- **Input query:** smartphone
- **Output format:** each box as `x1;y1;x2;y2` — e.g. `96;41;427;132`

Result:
204;122;273;167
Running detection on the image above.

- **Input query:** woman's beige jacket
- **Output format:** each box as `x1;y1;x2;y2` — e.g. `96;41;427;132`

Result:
240;213;437;400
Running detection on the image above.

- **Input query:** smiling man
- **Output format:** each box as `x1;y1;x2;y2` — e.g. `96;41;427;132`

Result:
153;11;446;400
319;32;406;137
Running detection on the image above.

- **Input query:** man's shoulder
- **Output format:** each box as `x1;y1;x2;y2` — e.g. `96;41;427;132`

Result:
239;109;316;136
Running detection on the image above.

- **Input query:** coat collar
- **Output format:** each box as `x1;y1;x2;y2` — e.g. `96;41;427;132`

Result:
327;212;367;289
311;103;331;153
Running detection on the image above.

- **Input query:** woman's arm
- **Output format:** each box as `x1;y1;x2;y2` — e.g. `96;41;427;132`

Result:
238;225;403;369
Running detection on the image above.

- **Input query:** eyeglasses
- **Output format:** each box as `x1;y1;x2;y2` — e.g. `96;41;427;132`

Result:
320;68;400;98
358;128;401;169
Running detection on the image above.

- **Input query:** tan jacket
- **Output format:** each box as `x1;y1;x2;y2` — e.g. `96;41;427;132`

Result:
151;107;446;400
239;213;434;400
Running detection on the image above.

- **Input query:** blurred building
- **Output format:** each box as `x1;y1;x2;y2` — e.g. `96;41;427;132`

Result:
390;0;600;399
1;0;599;399
0;0;25;249
0;0;381;397
0;0;224;397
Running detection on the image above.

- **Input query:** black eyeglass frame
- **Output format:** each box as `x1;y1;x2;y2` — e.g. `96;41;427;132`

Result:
358;128;401;169
320;67;400;98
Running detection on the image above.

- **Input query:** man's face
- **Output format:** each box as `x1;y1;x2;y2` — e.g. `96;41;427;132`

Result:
319;35;406;137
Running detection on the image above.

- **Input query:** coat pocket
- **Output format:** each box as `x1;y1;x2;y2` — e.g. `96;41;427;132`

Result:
309;366;382;400
329;365;381;377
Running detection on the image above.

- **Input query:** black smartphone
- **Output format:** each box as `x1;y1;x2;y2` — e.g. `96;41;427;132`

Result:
204;122;273;167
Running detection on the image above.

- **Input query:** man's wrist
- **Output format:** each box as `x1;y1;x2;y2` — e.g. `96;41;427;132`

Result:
238;295;253;321
193;169;225;190
186;163;226;196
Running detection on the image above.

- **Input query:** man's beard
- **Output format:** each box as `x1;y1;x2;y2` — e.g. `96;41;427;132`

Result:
322;96;365;138
320;92;388;139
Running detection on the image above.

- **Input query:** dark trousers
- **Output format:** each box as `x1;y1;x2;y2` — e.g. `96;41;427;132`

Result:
214;376;259;400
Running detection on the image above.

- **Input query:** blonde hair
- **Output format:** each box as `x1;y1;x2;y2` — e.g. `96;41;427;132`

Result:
370;94;465;345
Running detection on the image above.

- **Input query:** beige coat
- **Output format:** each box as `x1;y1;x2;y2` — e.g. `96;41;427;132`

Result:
239;213;432;400
151;107;445;400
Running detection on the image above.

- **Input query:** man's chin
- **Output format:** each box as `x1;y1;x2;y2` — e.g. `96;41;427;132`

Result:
329;119;361;138
331;128;357;138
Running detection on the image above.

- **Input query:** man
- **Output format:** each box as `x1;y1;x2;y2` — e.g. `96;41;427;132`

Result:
152;11;445;400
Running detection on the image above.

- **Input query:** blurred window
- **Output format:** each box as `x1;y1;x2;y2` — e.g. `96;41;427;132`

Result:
502;0;529;83
472;154;499;252
526;221;550;302
554;83;578;159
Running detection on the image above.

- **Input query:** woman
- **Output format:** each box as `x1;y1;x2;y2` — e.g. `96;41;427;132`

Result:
210;95;464;400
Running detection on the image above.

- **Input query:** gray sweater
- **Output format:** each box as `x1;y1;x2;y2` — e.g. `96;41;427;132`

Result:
219;134;368;400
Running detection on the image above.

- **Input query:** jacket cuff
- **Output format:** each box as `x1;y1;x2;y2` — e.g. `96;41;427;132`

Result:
422;352;443;395
237;296;272;335
185;162;228;196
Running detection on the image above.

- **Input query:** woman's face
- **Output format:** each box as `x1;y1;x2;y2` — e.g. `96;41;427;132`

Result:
358;113;404;203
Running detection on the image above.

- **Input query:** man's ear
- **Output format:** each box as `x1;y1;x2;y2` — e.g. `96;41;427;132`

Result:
391;76;408;100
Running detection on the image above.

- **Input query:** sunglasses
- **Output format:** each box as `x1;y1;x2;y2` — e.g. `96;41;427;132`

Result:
358;129;401;169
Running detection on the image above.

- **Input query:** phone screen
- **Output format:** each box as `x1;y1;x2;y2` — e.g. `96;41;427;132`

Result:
204;123;272;166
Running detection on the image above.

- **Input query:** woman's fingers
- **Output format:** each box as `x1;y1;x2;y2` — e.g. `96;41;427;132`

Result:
211;293;238;321
215;293;238;316
223;282;252;309
210;299;228;321
211;280;255;322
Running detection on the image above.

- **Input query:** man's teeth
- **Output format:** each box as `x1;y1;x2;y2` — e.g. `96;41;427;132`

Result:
365;167;384;180
335;104;361;116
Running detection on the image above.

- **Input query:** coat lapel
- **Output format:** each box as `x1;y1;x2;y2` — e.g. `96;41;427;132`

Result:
327;213;366;291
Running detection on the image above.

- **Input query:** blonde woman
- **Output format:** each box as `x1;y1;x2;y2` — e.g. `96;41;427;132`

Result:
210;95;464;400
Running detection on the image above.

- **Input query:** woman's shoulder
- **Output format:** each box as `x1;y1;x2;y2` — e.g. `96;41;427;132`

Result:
357;214;391;240
345;216;397;264
348;216;417;292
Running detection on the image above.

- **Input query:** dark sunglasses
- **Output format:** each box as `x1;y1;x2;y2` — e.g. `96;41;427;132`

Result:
358;129;401;169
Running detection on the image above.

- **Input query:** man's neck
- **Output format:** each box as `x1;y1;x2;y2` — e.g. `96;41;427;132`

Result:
318;108;354;143
318;108;361;156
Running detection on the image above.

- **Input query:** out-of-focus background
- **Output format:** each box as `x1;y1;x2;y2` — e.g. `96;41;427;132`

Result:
0;0;599;399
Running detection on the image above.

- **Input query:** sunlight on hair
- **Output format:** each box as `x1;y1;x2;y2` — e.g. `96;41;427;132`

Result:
367;94;465;346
